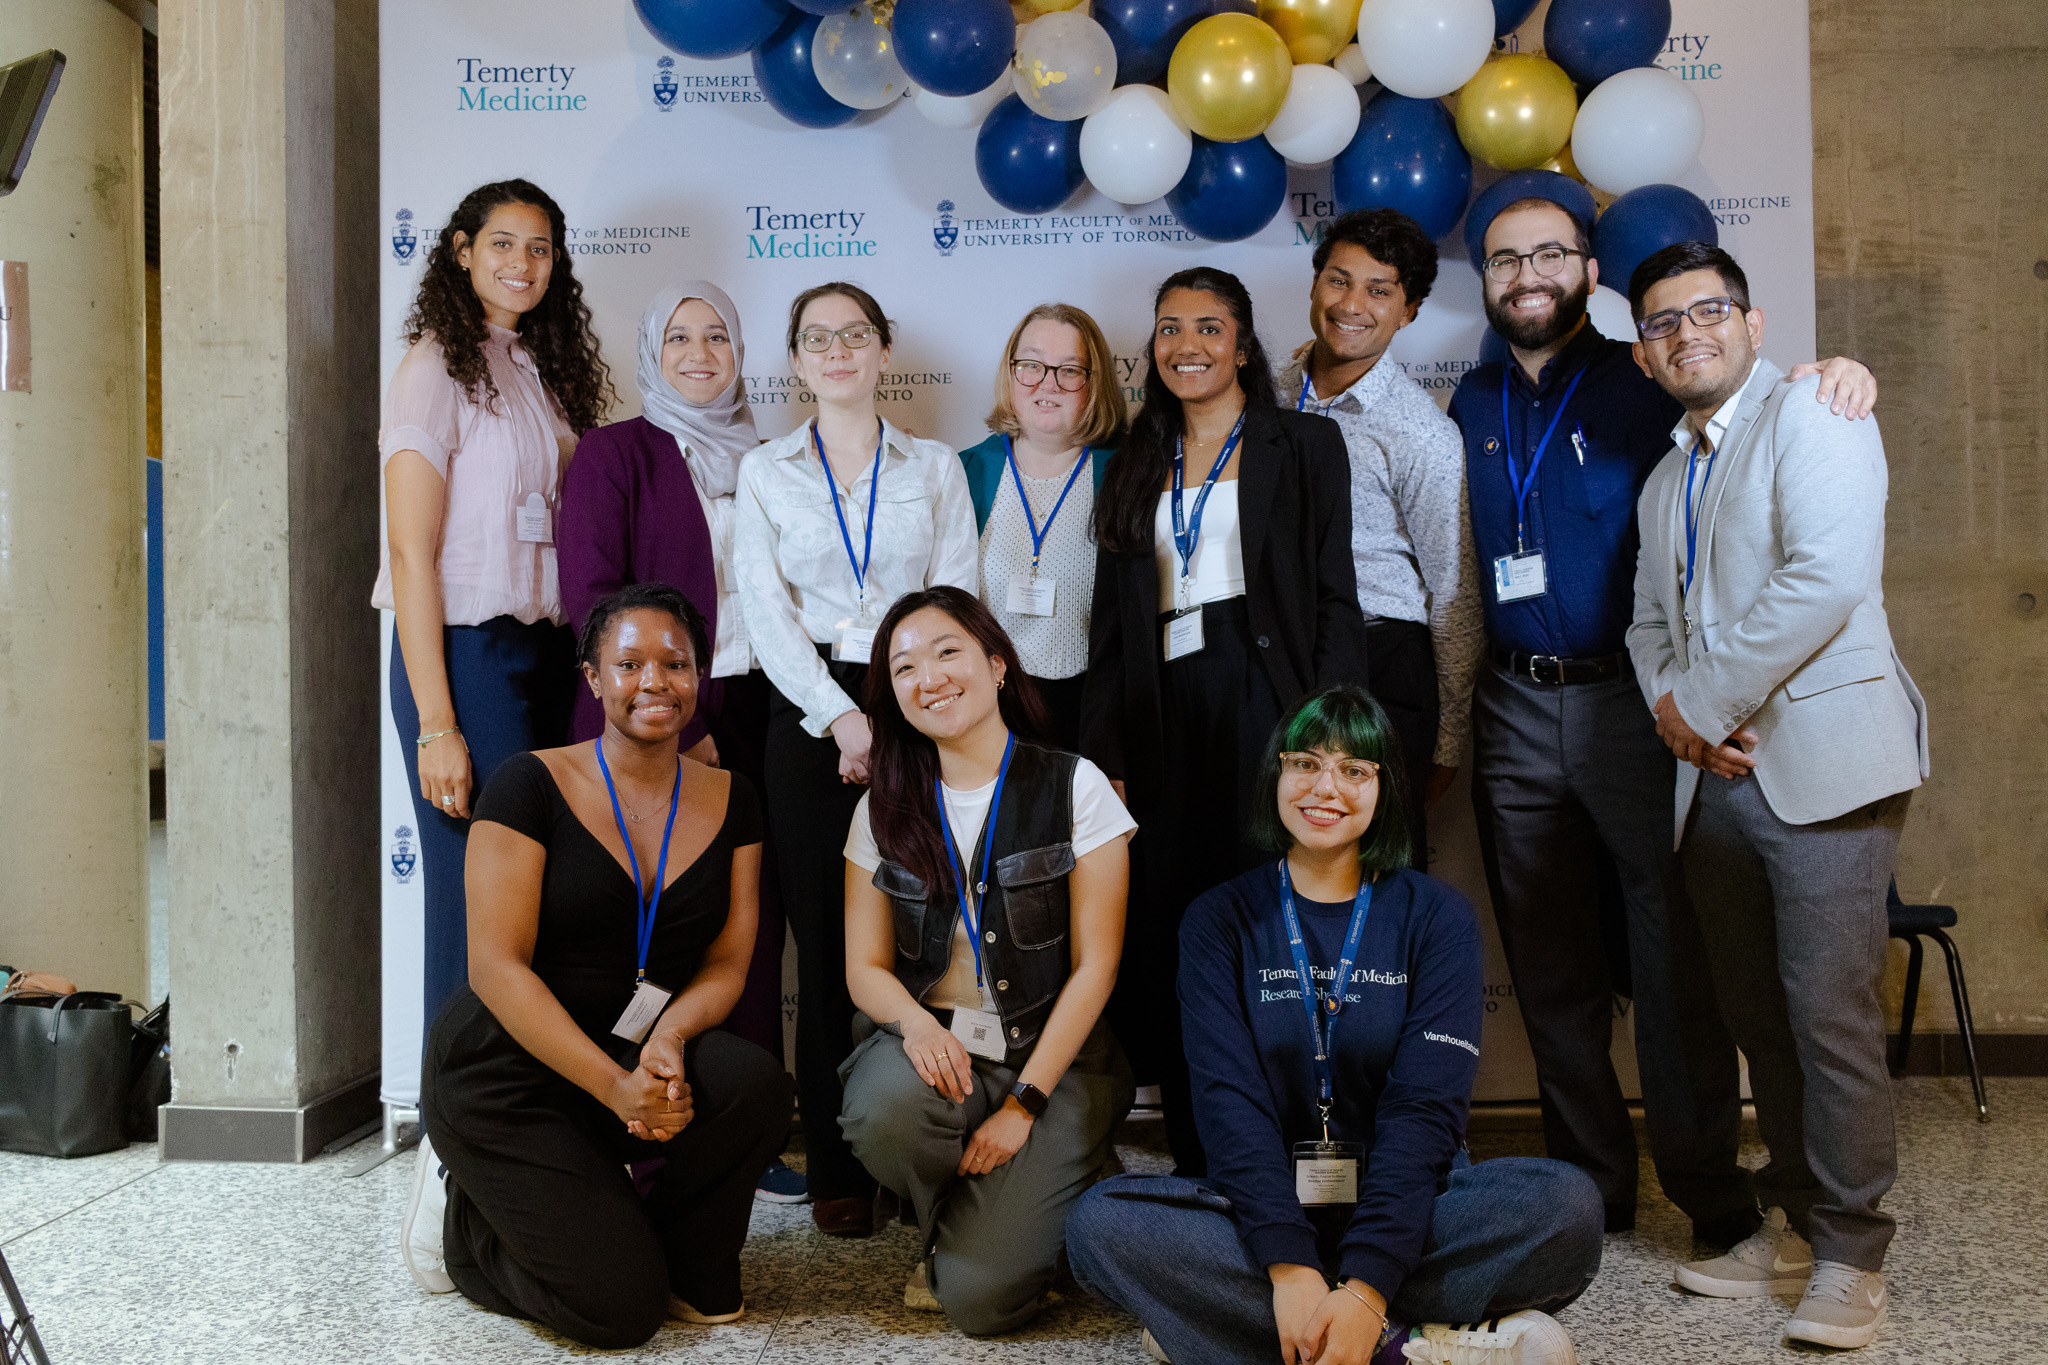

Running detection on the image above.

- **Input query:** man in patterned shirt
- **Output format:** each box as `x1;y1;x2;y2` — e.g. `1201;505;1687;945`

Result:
1277;208;1483;869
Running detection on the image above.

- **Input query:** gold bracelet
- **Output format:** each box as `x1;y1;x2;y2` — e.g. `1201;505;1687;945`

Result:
415;727;463;749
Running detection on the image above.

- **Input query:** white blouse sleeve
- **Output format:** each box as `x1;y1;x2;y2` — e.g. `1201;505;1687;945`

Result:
927;443;981;592
734;452;859;738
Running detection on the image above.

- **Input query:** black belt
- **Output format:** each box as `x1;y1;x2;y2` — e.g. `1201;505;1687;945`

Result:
1488;645;1629;686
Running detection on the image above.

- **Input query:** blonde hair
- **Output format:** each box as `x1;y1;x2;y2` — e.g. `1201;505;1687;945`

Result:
985;303;1127;449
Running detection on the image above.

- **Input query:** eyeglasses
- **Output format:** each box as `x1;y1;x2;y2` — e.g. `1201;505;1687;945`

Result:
1278;752;1381;790
796;324;880;353
1482;247;1585;283
1636;296;1746;341
1010;359;1091;393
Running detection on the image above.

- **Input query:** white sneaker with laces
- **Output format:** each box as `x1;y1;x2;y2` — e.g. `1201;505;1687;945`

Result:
903;1260;941;1312
1785;1262;1887;1350
1139;1327;1170;1362
400;1134;455;1294
1674;1206;1812;1298
1399;1310;1575;1364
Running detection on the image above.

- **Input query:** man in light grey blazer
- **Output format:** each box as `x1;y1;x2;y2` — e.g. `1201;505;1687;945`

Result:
1624;243;1928;1353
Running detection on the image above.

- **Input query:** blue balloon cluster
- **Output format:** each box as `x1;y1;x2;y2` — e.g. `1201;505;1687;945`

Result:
1167;136;1287;243
1544;0;1673;87
634;0;790;61
894;0;1016;98
1590;183;1718;300
786;0;851;13
1331;92;1473;242
976;95;1087;215
753;11;861;128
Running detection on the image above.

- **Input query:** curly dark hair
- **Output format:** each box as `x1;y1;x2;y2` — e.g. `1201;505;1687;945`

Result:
1312;207;1441;306
576;581;710;675
402;179;616;433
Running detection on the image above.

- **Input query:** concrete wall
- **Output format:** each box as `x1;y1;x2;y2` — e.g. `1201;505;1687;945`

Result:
1811;0;2048;1034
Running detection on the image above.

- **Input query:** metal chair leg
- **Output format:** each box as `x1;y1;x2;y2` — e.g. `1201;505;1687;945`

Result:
1931;928;1989;1123
1892;935;1924;1076
0;1246;52;1365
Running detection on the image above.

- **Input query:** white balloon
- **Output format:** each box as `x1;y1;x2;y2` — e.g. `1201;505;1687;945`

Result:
1354;0;1492;99
915;72;1010;129
812;4;908;111
1079;84;1193;205
1012;11;1119;122
1331;42;1371;86
1263;63;1362;166
1585;284;1637;343
1570;67;1705;196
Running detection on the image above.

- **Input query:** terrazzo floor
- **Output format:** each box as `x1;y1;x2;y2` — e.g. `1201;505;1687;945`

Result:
2;1077;2039;1364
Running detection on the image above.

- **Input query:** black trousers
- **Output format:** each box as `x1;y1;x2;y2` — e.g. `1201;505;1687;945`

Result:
763;652;877;1202
709;668;786;1064
1027;671;1086;752
1364;618;1440;871
1469;662;1751;1225
422;990;791;1350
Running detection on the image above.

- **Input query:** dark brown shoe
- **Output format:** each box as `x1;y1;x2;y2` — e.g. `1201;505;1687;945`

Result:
812;1195;874;1239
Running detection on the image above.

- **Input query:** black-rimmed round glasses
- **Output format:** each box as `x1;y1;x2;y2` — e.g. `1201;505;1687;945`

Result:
796;324;880;352
1482;246;1586;283
1278;752;1381;791
1010;358;1091;392
1636;296;1746;341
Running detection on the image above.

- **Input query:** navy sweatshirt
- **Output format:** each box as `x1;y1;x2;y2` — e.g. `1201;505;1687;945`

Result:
1179;862;1483;1301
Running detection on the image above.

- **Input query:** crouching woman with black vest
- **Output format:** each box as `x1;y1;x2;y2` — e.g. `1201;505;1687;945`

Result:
838;585;1136;1335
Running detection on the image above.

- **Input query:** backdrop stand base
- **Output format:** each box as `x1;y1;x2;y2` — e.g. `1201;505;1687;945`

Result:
343;1102;420;1178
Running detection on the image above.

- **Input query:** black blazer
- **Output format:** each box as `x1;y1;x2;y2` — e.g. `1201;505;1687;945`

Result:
1078;403;1370;793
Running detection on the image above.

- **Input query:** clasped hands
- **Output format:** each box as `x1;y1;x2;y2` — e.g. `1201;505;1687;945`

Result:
900;1015;1034;1178
1653;691;1758;779
608;1027;693;1142
1271;1263;1387;1365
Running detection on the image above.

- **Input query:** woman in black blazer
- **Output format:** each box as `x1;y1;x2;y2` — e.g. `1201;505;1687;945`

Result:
1080;266;1369;1172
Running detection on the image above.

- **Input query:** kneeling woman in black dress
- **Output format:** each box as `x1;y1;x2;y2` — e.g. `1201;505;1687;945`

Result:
411;582;791;1349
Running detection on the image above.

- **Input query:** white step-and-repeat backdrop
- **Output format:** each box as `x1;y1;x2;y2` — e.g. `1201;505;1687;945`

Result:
378;0;1815;1108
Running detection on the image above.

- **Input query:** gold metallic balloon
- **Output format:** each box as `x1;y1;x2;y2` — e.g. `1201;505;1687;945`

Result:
1256;0;1362;65
1167;13;1295;143
1454;53;1577;170
1012;0;1085;17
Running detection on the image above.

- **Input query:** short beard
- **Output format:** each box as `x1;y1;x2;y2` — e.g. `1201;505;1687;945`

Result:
1484;275;1592;352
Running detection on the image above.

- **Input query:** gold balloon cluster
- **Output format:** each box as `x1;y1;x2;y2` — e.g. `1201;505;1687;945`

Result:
1257;0;1362;65
1454;53;1577;171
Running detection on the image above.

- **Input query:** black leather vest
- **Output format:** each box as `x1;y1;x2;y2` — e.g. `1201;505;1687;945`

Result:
872;740;1078;1060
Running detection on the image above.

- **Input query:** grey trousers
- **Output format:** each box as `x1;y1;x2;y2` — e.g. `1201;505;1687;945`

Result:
1471;664;1752;1223
838;1014;1134;1336
1683;774;1909;1270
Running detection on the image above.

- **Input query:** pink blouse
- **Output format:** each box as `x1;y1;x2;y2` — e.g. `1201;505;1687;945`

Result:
369;325;575;626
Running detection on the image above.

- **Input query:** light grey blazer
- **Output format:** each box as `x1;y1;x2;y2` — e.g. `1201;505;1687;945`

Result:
1627;360;1928;849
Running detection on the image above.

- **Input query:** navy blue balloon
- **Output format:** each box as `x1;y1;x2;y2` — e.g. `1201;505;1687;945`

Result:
787;0;852;13
1463;169;1598;271
1544;0;1672;87
1096;0;1216;86
1590;182;1718;301
753;11;861;128
1492;0;1541;38
635;0;791;60
975;95;1087;215
894;0;1015;97
1166;134;1287;243
1331;92;1473;242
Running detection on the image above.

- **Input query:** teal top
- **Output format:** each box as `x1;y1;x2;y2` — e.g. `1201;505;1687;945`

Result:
957;432;1116;535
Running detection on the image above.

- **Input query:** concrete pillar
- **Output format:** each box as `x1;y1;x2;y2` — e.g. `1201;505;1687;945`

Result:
158;0;381;1160
0;1;149;1001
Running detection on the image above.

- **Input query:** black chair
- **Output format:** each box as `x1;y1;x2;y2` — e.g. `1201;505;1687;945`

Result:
1888;879;1988;1122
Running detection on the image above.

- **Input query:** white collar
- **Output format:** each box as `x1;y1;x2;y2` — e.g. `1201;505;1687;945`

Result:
1671;358;1764;455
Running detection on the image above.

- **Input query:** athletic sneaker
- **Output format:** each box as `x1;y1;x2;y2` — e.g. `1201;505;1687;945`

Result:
755;1157;812;1203
400;1134;455;1294
1785;1262;1887;1350
667;1294;745;1325
1675;1206;1813;1298
903;1260;941;1312
1140;1327;1170;1362
1397;1311;1576;1364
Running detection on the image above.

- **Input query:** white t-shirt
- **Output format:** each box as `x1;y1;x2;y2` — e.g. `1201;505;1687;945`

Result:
845;755;1136;1010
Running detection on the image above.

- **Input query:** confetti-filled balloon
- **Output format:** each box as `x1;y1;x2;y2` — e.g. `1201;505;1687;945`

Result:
812;3;910;110
1013;12;1120;122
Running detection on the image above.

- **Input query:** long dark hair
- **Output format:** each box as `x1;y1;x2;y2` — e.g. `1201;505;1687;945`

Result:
863;587;1053;898
403;178;616;433
1094;266;1280;555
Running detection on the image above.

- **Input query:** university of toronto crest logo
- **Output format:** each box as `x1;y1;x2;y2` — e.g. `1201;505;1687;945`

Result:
654;56;677;109
391;208;418;263
390;824;418;883
932;200;958;257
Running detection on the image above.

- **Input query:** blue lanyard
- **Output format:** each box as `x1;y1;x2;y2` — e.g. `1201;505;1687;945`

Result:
813;421;884;615
1683;438;1717;598
1277;859;1373;1115
1002;435;1091;575
1170;412;1248;589
595;742;682;983
1296;372;1324;414
1500;368;1587;554
936;733;1016;994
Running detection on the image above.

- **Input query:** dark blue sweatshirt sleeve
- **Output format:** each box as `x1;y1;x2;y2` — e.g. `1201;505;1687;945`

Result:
1338;887;1484;1298
1179;885;1322;1273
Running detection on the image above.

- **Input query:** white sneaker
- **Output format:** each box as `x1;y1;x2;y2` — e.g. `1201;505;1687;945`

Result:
1674;1207;1812;1298
400;1134;455;1294
1140;1327;1170;1362
667;1294;745;1325
1400;1310;1575;1364
903;1260;941;1312
1785;1262;1887;1350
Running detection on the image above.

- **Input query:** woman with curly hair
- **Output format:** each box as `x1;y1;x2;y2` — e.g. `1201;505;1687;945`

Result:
371;177;617;1040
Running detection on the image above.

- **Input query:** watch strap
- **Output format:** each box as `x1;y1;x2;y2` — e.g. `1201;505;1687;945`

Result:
1008;1081;1049;1118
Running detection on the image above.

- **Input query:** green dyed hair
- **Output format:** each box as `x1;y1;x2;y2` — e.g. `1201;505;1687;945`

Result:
1248;684;1413;875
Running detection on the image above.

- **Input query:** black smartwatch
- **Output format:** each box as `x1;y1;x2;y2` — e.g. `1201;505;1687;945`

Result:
1008;1081;1049;1118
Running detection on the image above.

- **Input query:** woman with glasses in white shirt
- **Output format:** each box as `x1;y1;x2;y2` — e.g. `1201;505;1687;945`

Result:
734;281;977;1237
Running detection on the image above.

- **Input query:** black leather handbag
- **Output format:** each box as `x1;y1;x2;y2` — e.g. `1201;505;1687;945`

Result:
0;991;140;1158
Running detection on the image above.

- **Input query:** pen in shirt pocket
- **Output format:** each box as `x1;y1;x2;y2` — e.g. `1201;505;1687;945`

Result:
1571;425;1587;465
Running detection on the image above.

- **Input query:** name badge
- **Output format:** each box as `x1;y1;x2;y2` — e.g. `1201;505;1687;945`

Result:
948;1005;1007;1061
1493;551;1547;603
1292;1139;1365;1206
610;978;674;1044
834;623;879;663
516;492;553;545
1163;606;1204;661
1006;573;1056;617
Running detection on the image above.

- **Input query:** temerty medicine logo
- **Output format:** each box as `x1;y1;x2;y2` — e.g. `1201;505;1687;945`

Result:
746;205;876;261
391;208;418;263
653;56;678;109
456;59;586;113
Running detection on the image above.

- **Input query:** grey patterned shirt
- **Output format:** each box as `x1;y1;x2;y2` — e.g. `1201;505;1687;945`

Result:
1278;346;1483;765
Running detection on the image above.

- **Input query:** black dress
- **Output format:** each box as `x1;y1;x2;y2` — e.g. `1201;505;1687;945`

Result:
421;752;792;1350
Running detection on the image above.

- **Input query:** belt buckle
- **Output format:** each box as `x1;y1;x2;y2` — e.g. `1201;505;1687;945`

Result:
1528;653;1562;685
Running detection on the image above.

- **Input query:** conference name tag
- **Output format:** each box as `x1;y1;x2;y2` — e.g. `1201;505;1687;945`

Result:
834;623;879;663
949;1005;1007;1061
1006;573;1056;617
611;979;673;1044
1493;551;1547;603
1163;607;1205;661
516;492;553;545
1292;1140;1364;1207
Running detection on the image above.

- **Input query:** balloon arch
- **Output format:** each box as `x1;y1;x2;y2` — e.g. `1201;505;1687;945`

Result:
635;0;1716;262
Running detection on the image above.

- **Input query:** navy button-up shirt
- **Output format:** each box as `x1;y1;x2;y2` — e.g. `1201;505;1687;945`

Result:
1449;324;1682;659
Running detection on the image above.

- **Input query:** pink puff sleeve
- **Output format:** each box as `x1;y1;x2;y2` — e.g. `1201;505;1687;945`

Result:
380;336;464;477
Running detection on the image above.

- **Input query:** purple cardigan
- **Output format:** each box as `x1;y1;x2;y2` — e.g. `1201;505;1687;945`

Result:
557;415;721;748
